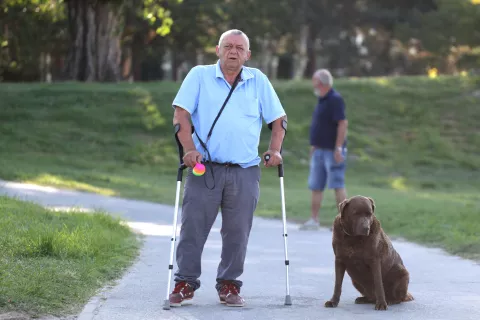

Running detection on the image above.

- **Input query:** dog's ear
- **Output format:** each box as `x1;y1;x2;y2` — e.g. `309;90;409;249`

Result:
338;198;350;217
367;197;376;213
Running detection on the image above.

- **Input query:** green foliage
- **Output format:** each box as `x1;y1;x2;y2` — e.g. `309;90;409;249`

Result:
142;0;183;36
1;0;479;82
396;0;480;55
0;0;181;81
0;0;66;80
3;0;63;13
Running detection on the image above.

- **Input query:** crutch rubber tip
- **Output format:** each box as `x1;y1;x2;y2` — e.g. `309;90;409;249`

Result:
284;295;292;306
163;299;171;310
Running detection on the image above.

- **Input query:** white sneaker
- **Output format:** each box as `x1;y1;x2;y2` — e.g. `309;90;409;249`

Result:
299;218;320;230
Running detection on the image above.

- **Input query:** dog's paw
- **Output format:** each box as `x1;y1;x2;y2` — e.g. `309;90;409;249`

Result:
324;300;338;308
355;296;375;304
404;292;414;302
375;301;388;311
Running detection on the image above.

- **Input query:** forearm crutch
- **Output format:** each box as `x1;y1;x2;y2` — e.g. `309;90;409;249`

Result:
163;123;190;310
264;119;292;306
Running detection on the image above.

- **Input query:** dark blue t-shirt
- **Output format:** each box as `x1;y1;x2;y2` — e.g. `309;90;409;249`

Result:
309;89;347;150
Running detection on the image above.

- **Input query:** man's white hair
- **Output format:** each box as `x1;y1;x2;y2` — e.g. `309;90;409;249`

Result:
313;69;333;86
218;29;250;50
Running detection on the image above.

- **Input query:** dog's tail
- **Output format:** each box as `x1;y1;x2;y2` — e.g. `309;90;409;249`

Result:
403;292;414;302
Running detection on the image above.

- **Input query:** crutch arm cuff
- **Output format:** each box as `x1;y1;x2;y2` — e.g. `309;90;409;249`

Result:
267;118;287;156
267;118;288;134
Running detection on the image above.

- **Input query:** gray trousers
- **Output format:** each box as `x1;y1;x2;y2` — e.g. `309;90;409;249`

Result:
174;163;261;292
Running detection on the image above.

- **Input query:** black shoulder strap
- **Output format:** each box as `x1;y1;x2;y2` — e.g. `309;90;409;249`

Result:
196;69;242;150
206;70;242;141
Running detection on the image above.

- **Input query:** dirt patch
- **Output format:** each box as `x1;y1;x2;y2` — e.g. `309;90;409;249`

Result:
0;313;30;320
0;313;77;320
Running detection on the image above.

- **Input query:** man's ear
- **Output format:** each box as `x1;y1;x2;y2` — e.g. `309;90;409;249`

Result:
338;198;350;217
367;197;376;213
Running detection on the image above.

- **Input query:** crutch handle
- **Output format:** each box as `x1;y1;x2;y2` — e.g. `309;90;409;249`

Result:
263;154;284;178
278;163;284;178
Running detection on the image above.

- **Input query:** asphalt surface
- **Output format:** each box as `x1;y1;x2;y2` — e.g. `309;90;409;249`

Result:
1;179;480;320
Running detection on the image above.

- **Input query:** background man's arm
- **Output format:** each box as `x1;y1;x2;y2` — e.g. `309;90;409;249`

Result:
335;119;348;150
333;96;348;150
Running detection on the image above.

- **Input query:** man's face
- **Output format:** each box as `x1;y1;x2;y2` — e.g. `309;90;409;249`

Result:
312;77;323;97
216;34;251;71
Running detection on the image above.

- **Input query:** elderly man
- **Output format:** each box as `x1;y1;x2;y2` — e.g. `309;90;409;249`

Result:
300;69;348;230
169;29;287;307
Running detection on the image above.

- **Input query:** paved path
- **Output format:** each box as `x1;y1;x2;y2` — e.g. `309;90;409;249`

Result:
1;179;480;320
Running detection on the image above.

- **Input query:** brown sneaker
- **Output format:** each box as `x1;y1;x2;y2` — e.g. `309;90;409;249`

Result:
169;281;194;307
218;282;245;307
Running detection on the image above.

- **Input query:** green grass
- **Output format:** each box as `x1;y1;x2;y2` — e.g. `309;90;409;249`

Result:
0;75;479;262
0;196;141;317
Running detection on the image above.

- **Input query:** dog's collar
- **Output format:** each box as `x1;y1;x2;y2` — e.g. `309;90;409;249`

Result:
340;219;352;236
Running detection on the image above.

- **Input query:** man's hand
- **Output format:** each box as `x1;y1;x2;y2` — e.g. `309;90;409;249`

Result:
263;150;282;167
334;148;344;164
310;146;315;158
266;116;286;167
183;150;202;168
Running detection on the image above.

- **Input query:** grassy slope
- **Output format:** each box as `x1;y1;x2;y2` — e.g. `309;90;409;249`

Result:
0;75;479;260
0;196;141;317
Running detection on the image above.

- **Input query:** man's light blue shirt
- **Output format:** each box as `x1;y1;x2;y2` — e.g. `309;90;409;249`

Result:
172;60;286;168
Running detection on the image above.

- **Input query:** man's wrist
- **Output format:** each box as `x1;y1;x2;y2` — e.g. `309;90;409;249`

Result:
335;146;342;152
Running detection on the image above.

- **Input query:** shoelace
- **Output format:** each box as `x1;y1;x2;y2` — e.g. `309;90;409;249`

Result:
173;282;190;294
221;283;239;295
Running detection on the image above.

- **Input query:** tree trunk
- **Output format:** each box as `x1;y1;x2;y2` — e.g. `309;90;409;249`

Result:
270;55;279;80
196;50;204;65
64;0;123;82
121;45;133;81
305;23;318;78
162;49;173;81
445;53;458;75
380;35;393;76
176;61;188;81
121;1;135;82
2;23;10;60
39;52;45;81
171;49;180;81
259;36;273;77
293;24;309;80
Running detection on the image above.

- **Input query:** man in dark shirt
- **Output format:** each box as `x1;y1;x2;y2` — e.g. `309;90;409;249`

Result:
300;69;348;230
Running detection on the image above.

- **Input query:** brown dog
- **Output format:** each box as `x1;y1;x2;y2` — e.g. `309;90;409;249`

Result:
324;195;414;310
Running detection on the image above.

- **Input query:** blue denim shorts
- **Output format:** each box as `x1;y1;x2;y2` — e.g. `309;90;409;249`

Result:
308;147;347;191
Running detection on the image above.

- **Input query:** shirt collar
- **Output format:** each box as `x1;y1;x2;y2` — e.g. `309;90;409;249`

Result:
215;59;254;82
319;88;335;101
